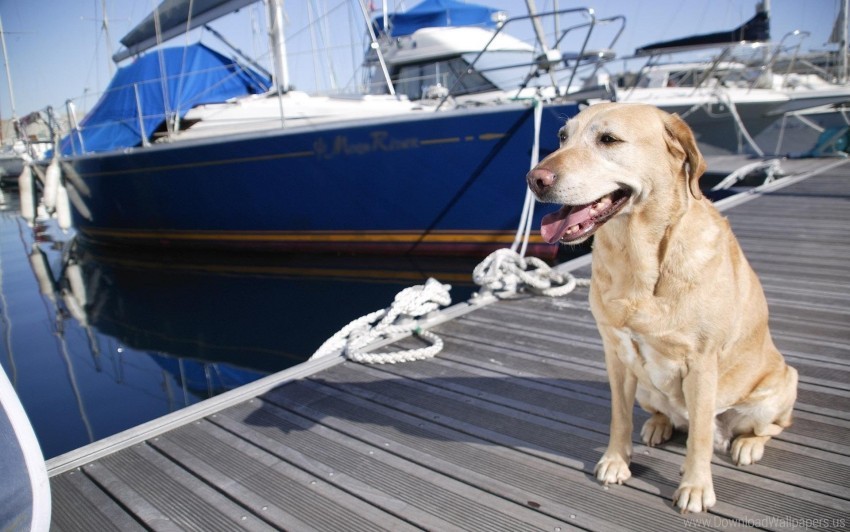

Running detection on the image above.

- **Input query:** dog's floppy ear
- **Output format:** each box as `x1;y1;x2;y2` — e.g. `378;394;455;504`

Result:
663;112;706;200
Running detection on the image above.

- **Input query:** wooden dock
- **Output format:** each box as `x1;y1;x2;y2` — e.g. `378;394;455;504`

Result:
48;160;850;531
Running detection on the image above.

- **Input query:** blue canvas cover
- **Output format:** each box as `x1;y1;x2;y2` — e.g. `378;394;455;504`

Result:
374;0;499;38
61;43;269;155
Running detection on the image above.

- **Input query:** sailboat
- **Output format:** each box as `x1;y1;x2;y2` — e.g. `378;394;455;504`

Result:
755;0;850;156
0;15;45;187
612;1;850;156
54;0;619;257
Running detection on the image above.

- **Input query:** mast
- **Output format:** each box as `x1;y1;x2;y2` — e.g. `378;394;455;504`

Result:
828;0;848;83
841;0;850;83
524;0;550;54
382;0;388;35
267;0;290;93
0;15;18;134
100;0;115;76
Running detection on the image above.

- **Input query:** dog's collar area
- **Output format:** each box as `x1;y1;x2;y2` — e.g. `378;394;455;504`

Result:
541;188;631;244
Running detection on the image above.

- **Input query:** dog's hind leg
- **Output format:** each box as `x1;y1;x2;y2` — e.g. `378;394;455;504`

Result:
636;387;676;447
731;432;774;466
727;364;797;467
641;412;675;447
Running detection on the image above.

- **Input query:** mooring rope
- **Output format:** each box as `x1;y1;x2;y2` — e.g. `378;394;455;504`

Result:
510;98;543;257
310;278;452;363
473;248;589;297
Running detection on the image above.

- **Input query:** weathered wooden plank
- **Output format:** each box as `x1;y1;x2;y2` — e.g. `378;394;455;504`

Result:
84;443;270;531
220;392;576;531
311;361;850;527
50;470;145;531
153;418;413;532
263;377;712;531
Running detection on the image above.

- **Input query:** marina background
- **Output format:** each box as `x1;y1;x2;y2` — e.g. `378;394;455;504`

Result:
0;0;841;119
0;0;845;472
0;1;845;527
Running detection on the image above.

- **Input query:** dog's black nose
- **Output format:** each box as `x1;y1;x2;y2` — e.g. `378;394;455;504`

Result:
527;167;556;195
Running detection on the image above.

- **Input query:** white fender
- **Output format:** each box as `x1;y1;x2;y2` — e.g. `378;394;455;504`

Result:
42;158;61;212
55;185;72;231
17;165;35;224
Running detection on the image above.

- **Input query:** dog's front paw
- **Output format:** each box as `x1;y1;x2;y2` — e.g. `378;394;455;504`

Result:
594;452;631;485
673;480;716;514
641;413;674;447
731;435;771;466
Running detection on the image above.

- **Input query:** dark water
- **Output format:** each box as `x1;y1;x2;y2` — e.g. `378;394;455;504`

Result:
0;191;490;460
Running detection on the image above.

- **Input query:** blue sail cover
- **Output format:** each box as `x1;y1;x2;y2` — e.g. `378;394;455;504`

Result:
374;0;500;38
61;43;269;155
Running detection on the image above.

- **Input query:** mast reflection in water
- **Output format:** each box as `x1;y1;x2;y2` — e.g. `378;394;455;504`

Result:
0;197;480;459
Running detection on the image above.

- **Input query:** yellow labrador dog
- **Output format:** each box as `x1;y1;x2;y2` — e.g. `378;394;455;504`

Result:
526;103;797;513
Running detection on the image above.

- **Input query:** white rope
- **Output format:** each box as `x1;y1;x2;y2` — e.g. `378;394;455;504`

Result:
485;98;589;298
511;98;543;257
473;248;589;297
310;278;452;364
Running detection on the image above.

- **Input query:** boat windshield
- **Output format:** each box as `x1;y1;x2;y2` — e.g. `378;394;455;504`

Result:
383;51;533;100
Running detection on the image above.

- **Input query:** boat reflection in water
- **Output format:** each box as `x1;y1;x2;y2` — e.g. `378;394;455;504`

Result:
70;241;483;371
15;223;483;459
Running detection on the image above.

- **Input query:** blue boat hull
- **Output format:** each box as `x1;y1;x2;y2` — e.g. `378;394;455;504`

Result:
66;102;579;257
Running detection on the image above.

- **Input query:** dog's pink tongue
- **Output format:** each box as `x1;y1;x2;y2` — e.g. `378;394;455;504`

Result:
541;204;594;244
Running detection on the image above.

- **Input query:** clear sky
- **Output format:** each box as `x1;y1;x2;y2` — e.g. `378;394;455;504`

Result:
0;0;841;120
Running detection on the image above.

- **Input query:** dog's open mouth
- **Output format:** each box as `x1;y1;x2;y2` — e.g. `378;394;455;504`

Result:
541;188;631;244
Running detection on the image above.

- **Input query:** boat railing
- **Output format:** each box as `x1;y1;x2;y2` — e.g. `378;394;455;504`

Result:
548;15;625;95
789;54;841;84
624;41;762;100
763;30;821;89
63;82;167;157
624;31;837;100
435;8;625;110
4;107;60;161
63;60;269;156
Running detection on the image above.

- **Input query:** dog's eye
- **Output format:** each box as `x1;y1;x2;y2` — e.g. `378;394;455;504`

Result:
558;130;568;143
599;133;620;145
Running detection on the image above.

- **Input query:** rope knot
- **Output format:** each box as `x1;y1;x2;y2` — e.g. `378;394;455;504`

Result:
473;248;587;297
389;278;452;319
310;278;452;364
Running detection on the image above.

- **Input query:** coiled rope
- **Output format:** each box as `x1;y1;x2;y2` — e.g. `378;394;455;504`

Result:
473;248;588;297
310;278;452;363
